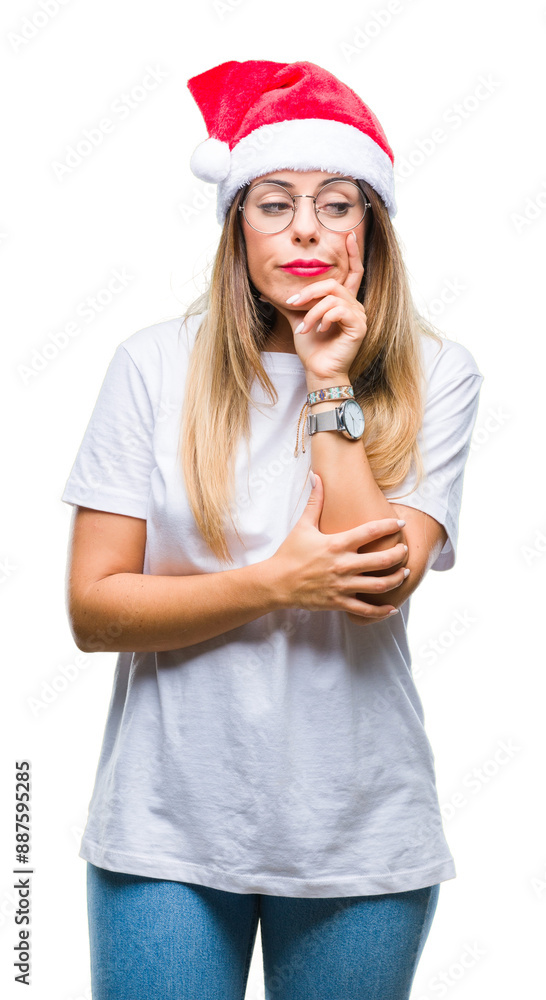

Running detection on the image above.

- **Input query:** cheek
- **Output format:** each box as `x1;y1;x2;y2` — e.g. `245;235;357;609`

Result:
243;235;280;289
243;232;266;278
326;234;359;268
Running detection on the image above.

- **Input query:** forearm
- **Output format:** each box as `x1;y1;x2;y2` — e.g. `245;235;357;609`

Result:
306;375;404;534
72;560;283;654
306;374;408;604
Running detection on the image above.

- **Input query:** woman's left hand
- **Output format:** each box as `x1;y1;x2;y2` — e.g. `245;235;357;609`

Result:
285;231;367;380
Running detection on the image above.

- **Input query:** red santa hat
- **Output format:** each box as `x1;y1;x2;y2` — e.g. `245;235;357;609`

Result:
187;59;397;226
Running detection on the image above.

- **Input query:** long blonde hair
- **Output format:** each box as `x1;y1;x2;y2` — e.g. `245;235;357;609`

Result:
178;178;443;565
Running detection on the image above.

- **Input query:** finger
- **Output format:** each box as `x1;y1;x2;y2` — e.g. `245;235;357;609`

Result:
339;517;405;550
318;305;347;334
285;278;351;307
348;565;410;594
346;612;397;627
348;542;408;574
343;230;364;296
294;295;343;333
343;597;398;620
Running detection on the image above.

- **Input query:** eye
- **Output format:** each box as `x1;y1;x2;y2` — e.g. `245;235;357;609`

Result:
317;198;352;216
246;184;294;216
259;200;293;215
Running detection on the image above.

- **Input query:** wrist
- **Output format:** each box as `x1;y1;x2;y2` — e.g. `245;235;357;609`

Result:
305;373;351;392
305;374;354;414
262;555;291;611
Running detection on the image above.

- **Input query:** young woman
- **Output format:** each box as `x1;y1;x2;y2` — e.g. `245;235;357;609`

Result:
62;60;484;1000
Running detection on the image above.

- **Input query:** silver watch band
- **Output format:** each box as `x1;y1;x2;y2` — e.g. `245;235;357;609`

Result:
307;408;342;434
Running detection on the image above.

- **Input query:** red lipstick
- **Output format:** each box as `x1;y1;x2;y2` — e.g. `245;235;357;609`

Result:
280;258;332;276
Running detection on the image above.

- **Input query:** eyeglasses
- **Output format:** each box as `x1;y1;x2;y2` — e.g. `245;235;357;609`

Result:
238;179;371;234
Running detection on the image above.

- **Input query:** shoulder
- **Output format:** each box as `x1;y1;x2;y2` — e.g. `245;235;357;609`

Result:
418;331;484;391
116;311;206;374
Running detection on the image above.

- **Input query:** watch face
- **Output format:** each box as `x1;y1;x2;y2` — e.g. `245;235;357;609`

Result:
343;400;366;438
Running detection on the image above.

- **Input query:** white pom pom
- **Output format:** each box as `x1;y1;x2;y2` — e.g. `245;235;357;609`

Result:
189;137;231;183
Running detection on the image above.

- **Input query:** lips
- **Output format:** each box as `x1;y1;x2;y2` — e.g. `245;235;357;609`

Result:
280;259;333;276
281;259;331;267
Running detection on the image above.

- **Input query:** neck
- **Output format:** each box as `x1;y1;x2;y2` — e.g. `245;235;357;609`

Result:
264;309;298;354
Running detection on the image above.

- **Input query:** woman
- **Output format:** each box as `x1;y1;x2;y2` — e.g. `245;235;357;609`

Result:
62;60;484;999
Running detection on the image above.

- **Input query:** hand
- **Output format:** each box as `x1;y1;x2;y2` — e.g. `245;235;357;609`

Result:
283;231;367;380
267;473;408;625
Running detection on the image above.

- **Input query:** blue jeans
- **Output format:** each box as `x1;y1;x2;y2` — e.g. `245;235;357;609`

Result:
86;861;440;999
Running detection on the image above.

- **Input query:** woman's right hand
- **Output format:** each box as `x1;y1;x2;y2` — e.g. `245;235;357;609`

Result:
267;472;408;624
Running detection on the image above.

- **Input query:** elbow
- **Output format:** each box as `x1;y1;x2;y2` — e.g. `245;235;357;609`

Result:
68;607;146;654
66;579;124;653
66;600;88;651
71;630;104;654
70;627;121;654
67;601;115;654
68;618;108;654
70;625;89;653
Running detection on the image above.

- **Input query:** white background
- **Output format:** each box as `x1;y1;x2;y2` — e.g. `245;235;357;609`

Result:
1;0;545;997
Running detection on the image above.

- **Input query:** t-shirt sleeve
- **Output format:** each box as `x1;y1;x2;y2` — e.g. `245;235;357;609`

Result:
384;357;484;572
60;344;156;519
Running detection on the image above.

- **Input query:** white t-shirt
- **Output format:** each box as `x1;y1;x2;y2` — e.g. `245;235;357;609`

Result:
61;311;484;897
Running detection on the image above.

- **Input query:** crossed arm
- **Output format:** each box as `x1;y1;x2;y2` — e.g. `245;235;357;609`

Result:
66;393;445;652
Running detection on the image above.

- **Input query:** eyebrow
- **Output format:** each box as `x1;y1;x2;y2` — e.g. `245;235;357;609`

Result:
250;176;355;190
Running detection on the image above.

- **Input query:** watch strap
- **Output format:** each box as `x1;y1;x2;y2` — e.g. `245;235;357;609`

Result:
307;408;341;434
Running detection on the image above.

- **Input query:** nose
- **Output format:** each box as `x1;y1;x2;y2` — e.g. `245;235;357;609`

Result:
290;196;321;240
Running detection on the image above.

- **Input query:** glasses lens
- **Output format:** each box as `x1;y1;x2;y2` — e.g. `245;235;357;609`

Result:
315;181;367;231
244;184;294;233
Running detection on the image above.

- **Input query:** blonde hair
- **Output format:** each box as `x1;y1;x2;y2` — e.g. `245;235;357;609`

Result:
177;178;443;565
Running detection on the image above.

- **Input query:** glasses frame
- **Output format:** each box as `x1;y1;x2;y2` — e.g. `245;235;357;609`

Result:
238;178;372;234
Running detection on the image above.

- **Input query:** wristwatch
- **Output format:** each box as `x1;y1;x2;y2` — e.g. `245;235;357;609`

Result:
307;398;365;441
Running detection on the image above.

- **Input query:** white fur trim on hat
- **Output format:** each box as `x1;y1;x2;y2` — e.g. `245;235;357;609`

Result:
215;118;397;225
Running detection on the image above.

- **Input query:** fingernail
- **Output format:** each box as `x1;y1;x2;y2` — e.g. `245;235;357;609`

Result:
310;470;316;487
286;294;300;304
294;322;304;334
396;519;406;527
388;609;399;615
403;568;410;578
351;230;357;241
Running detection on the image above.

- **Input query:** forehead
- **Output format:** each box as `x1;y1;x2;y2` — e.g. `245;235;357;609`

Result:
248;170;358;190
